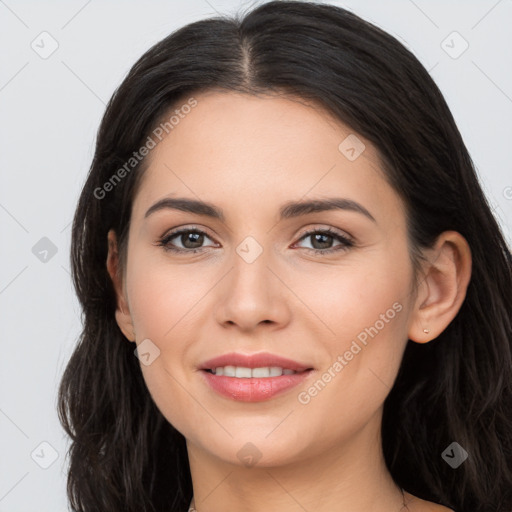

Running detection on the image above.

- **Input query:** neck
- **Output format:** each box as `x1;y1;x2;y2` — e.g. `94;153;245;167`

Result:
186;409;405;512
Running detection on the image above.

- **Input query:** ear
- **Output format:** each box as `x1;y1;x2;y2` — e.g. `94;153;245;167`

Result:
106;229;136;343
408;231;472;343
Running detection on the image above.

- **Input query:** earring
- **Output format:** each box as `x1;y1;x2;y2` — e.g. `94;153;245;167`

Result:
423;328;430;334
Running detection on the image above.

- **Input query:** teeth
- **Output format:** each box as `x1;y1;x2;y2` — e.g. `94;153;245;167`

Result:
211;366;297;378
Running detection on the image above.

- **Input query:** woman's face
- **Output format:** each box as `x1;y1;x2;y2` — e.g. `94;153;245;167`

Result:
114;91;421;467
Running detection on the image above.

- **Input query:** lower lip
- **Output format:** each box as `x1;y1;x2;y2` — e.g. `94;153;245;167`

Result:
200;369;314;402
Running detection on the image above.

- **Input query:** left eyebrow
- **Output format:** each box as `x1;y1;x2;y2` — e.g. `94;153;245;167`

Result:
144;196;376;223
279;197;376;223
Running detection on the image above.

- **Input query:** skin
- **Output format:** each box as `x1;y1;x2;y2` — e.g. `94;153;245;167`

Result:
107;91;471;512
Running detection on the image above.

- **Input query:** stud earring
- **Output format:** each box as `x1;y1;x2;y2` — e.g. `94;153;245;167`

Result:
423;328;430;334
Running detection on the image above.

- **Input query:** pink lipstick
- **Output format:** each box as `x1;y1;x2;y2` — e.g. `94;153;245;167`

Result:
198;352;315;402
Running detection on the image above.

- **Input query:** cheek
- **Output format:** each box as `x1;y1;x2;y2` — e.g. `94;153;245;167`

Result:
294;256;412;418
293;307;408;448
124;253;205;430
335;256;411;374
126;251;209;340
296;253;412;347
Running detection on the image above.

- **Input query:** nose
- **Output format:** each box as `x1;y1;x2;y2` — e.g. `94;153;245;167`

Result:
213;241;291;332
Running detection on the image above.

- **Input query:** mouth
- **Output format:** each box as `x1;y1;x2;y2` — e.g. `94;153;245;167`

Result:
197;352;315;402
203;366;313;377
198;352;315;402
198;351;314;374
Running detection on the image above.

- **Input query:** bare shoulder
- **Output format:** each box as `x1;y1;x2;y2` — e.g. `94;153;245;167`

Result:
404;492;455;512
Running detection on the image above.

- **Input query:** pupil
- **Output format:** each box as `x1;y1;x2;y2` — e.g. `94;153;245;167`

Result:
313;233;331;249
183;232;203;249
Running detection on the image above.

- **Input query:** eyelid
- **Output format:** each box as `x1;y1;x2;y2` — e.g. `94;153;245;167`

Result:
159;225;219;248
160;224;216;239
295;224;354;242
291;227;354;254
160;224;353;245
157;223;355;256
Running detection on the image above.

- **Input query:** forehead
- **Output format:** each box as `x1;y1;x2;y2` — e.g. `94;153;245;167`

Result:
131;91;400;224
147;90;381;166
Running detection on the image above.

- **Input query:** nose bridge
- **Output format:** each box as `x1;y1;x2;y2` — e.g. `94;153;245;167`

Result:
235;234;267;266
229;233;273;300
214;231;290;329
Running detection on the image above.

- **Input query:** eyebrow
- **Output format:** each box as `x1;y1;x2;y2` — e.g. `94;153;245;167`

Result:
144;196;376;223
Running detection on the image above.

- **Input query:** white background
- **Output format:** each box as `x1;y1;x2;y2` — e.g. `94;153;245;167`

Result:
1;1;511;510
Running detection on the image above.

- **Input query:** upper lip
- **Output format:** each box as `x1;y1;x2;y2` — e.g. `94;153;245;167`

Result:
199;352;314;372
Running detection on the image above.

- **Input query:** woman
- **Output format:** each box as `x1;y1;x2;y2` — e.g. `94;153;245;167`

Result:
57;1;512;511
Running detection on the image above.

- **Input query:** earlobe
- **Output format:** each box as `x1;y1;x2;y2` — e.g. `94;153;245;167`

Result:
408;231;472;344
114;308;136;343
106;229;136;343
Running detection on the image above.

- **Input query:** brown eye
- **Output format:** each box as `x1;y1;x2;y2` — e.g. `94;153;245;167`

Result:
158;228;216;253
295;228;353;255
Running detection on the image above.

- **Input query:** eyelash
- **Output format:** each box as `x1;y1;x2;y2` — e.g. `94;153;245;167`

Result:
156;226;354;256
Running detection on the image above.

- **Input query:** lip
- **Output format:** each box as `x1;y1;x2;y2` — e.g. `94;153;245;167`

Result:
198;351;315;402
200;368;315;402
199;351;314;372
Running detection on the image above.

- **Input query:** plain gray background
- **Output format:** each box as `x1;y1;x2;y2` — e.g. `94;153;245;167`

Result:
1;0;511;510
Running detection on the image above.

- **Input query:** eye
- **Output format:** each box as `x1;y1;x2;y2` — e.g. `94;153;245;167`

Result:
156;227;217;254
294;227;354;255
156;226;354;256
